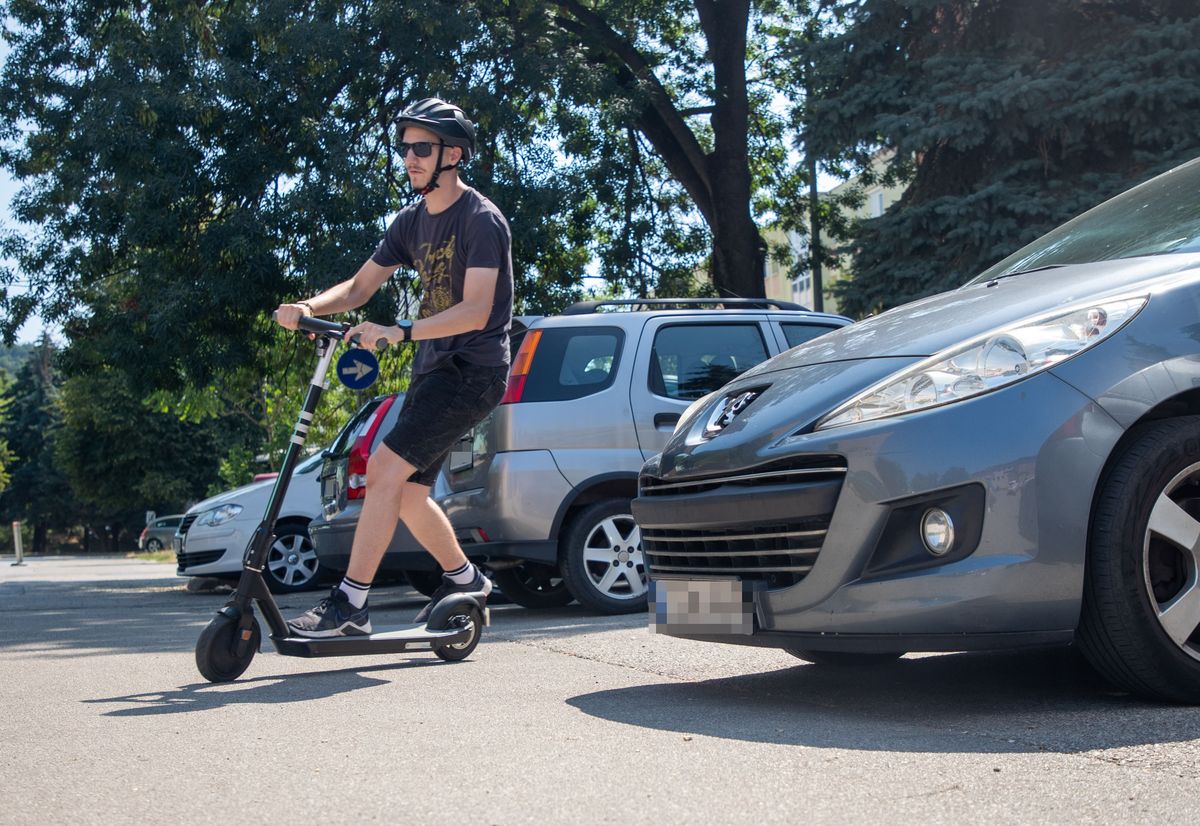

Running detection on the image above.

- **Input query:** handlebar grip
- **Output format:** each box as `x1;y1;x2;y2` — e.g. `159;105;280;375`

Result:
272;310;350;338
348;333;390;351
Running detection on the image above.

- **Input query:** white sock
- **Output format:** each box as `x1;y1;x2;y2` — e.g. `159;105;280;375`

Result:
338;576;370;609
445;562;475;586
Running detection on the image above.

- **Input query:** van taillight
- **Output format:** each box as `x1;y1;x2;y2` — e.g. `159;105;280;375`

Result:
347;395;399;500
500;329;542;405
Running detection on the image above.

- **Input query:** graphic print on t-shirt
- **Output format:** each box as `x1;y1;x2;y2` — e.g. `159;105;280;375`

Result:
414;235;456;317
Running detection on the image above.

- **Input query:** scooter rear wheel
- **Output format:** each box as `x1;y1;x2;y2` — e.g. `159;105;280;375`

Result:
196;612;260;682
432;605;483;662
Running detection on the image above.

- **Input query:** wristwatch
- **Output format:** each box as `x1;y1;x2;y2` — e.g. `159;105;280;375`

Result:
397;319;414;342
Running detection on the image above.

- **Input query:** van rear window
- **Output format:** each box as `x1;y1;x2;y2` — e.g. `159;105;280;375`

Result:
781;323;840;349
522;327;624;402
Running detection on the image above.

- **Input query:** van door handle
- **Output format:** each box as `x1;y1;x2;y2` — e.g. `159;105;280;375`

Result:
654;412;680;429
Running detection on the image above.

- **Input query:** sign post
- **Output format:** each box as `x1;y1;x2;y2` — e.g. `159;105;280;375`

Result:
11;521;25;566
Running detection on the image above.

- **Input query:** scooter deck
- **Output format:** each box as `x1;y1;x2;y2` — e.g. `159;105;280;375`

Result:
271;623;472;658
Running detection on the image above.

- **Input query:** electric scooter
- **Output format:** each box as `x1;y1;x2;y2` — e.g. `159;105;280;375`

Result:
194;314;486;683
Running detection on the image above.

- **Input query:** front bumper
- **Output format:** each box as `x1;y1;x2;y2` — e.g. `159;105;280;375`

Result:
633;368;1125;650
174;523;246;576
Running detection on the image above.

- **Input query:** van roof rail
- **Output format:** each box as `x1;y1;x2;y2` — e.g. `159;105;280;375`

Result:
561;298;809;315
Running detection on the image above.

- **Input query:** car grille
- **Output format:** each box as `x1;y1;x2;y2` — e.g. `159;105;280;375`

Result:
176;549;225;572
178;513;199;537
636;456;845;590
639;455;846;496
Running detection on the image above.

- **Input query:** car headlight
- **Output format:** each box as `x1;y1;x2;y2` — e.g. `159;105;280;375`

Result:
195;504;244;527
816;296;1148;430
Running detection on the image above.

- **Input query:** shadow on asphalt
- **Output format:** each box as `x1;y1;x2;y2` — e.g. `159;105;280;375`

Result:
566;647;1200;753
0;574;617;656
82;660;462;717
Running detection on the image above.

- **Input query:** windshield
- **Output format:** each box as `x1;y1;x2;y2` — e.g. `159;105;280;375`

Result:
970;157;1200;284
296;452;324;474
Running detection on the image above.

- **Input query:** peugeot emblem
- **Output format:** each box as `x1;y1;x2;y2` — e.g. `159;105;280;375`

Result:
704;390;760;437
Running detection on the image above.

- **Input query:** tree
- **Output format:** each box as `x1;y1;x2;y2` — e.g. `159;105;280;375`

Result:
0;0;842;384
54;365;243;551
0;335;77;552
0;0;595;396
809;0;1200;317
533;0;805;299
0;368;12;493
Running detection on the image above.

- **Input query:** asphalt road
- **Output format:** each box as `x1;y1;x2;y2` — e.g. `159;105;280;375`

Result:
2;555;1199;825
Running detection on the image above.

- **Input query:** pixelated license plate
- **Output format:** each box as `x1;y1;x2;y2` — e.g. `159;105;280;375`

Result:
649;578;754;635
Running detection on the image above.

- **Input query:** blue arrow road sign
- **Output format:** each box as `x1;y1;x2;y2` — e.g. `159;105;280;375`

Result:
336;349;380;390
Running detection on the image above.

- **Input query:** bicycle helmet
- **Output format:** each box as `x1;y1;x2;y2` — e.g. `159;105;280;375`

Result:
396;97;476;161
396;97;476;195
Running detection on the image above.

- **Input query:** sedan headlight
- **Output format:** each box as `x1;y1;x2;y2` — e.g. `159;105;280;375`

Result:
816;296;1147;430
195;503;244;527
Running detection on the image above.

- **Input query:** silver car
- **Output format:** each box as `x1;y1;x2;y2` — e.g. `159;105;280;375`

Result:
633;157;1200;702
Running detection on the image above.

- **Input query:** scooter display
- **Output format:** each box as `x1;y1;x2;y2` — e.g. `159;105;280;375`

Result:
194;314;485;683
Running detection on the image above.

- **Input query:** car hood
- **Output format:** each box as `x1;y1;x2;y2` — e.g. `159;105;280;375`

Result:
186;479;274;515
741;253;1200;378
654;254;1200;475
186;471;321;517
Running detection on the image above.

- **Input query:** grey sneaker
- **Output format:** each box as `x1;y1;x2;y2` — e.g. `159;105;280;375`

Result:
414;567;493;624
287;587;372;638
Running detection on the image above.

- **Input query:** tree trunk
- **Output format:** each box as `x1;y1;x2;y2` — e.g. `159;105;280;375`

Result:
807;148;824;312
32;522;47;555
696;0;765;299
553;0;767;298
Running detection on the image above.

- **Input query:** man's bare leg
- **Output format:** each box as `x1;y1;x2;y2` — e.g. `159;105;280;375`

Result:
345;445;422;583
398;481;470;570
346;444;469;582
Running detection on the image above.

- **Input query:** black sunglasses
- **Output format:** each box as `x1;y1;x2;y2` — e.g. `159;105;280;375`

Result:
398;141;445;159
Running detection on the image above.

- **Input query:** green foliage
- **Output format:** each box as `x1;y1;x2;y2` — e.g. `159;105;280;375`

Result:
810;0;1200;317
0;369;12;492
53;365;235;530
0;336;78;538
0;344;33;375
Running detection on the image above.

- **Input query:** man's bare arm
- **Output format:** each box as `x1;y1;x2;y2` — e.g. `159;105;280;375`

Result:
275;258;398;329
344;266;499;349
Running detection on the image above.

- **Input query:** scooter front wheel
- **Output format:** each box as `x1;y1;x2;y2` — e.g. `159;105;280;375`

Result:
432;604;483;662
196;611;260;682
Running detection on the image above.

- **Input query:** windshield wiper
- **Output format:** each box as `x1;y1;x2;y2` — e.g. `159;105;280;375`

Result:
984;264;1069;284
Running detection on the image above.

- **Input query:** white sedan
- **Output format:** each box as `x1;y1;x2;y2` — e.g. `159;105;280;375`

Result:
174;452;325;592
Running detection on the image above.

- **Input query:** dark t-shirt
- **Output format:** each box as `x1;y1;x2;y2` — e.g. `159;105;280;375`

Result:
371;187;514;376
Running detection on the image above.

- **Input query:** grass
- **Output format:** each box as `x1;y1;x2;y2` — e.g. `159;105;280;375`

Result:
125;550;176;563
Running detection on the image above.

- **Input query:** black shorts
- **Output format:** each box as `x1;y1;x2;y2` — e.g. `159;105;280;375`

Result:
382;356;509;486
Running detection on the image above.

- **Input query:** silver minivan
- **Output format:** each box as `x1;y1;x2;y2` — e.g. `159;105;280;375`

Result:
438;300;851;613
311;300;851;614
633;157;1200;702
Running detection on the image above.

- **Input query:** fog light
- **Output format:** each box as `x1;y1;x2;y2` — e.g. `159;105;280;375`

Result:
921;508;954;556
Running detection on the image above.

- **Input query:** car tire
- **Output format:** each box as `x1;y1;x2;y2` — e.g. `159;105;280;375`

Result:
560;498;647;615
403;569;443;598
784;649;904;666
146;538;163;552
1077;417;1200;703
264;522;321;594
491;563;575;609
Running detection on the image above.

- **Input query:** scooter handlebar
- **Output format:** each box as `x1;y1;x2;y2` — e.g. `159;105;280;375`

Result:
272;311;350;340
349;333;390;351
